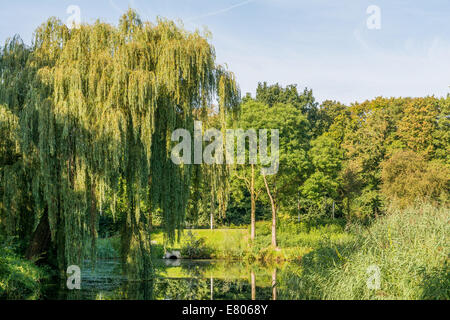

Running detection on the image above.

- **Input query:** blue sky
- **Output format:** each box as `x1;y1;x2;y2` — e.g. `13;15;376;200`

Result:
1;0;449;104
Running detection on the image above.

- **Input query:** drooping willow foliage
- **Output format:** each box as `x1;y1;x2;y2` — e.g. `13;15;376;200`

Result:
187;108;237;227
0;10;239;278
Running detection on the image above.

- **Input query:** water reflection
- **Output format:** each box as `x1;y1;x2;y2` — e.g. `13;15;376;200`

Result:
43;259;296;300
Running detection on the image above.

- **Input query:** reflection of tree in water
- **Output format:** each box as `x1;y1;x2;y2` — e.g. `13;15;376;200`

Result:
181;263;206;278
272;268;277;301
45;275;274;300
122;281;155;300
152;278;210;300
43;260;282;300
151;278;272;300
251;270;256;300
149;260;276;300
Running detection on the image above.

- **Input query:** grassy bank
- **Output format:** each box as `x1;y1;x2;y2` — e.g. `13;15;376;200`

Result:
96;218;351;262
280;205;449;300
0;245;47;299
148;218;351;262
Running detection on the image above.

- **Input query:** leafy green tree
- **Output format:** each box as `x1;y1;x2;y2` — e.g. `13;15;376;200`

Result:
397;97;439;159
342;98;401;218
255;82;319;135
433;96;450;164
301;135;342;216
241;101;310;247
315;100;349;139
233;101;267;241
381;150;449;208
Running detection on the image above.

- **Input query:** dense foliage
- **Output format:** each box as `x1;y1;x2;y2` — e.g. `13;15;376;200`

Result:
0;240;46;299
0;10;448;301
227;90;449;229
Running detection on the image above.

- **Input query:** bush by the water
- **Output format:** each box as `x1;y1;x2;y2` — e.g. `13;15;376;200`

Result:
180;231;212;259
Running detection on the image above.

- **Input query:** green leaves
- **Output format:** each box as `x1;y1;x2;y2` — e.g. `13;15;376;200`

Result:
301;135;342;204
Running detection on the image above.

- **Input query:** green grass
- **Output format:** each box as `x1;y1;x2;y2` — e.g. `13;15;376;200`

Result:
150;228;248;259
280;204;450;300
148;219;350;262
249;219;352;262
0;245;47;299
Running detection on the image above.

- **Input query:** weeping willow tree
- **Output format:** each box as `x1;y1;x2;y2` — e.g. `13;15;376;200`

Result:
0;10;239;278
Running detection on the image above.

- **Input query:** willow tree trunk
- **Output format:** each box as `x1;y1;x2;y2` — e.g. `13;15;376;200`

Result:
25;210;51;262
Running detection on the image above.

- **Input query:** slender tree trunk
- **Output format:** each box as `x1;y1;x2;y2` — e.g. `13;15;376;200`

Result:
148;211;153;231
271;204;277;247
263;175;277;247
210;277;214;300
332;200;335;219
250;164;256;242
272;268;277;301
210;211;213;230
251;270;256;300
210;189;214;230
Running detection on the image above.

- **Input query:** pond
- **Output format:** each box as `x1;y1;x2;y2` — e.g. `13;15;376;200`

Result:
42;259;303;300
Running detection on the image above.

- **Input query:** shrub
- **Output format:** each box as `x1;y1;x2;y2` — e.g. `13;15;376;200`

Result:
180;231;212;259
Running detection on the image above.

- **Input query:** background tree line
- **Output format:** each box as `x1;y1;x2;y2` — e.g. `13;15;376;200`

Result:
215;84;449;234
82;83;450;248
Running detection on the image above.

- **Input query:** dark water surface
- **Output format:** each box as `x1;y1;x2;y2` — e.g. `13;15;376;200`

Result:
43;259;300;300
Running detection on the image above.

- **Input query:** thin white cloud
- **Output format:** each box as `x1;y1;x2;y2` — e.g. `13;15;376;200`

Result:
109;0;138;15
186;0;256;22
353;28;370;52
